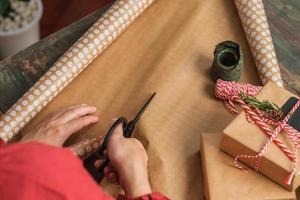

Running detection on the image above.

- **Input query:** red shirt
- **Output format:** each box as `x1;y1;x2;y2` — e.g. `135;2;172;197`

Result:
0;143;169;200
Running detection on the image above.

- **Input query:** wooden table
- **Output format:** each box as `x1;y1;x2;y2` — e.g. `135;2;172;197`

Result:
264;0;300;95
40;0;114;38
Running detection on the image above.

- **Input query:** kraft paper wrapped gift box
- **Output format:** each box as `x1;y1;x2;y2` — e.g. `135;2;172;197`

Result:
200;132;296;200
220;82;300;191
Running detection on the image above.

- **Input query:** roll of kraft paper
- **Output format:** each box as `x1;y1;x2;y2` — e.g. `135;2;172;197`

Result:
235;0;283;87
0;0;155;142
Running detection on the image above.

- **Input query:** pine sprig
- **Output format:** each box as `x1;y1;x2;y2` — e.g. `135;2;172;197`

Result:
239;92;283;121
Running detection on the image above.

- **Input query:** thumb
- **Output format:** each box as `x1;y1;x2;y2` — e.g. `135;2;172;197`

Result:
108;118;124;144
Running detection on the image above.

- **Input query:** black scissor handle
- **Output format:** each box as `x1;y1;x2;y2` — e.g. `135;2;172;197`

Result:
101;117;128;149
83;153;107;182
83;117;128;183
84;93;156;183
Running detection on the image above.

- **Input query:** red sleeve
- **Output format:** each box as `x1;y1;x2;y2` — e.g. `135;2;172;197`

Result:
0;143;170;200
0;142;113;200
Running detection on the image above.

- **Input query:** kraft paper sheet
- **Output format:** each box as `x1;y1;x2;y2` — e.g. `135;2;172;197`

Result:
235;0;284;87
0;0;262;199
200;133;296;200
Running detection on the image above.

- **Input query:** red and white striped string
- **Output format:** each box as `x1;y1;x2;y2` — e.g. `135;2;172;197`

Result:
215;80;262;114
216;79;300;185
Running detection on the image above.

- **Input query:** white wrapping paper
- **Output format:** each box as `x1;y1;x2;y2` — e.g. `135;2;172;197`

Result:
235;0;283;87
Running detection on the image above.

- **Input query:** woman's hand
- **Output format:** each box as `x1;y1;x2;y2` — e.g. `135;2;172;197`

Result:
21;104;99;147
95;119;151;198
21;105;152;197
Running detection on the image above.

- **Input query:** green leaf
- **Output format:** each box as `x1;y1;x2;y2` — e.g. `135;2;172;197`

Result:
0;0;9;16
239;92;283;121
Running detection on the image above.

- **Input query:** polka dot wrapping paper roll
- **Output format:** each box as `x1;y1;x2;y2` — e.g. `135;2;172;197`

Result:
0;0;155;142
234;0;283;87
69;137;102;159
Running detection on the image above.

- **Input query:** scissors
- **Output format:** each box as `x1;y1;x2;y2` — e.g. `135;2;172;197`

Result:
83;92;156;183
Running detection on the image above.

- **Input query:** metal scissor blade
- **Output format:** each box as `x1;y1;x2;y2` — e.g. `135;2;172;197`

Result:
123;92;156;138
131;92;156;125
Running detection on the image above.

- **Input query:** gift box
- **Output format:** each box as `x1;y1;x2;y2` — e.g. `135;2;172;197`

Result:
200;132;296;200
220;82;300;191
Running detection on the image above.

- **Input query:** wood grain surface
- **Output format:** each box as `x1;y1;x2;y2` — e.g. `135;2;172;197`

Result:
41;0;114;37
264;0;300;94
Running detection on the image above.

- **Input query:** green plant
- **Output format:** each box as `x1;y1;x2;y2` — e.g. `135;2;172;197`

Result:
0;0;9;16
239;92;283;121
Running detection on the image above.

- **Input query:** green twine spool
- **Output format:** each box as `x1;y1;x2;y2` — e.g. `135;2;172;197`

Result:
211;40;243;82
